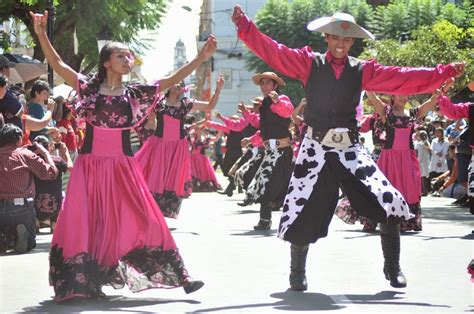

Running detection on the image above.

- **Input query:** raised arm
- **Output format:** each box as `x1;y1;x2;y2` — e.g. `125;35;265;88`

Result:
29;11;79;88
362;60;464;95
366;92;387;123
291;98;306;126
24;98;54;131
192;76;224;111
159;36;216;91
232;5;313;85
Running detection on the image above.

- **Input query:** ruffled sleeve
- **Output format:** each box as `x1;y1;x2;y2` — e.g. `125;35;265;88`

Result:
128;82;161;126
74;74;97;119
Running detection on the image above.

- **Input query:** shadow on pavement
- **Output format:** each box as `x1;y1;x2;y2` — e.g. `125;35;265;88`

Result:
422;204;472;225
233;209;259;215
230;229;277;237
23;295;200;312
195;290;449;312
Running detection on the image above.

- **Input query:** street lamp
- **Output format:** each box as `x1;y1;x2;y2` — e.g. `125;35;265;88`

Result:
46;0;55;88
97;28;113;53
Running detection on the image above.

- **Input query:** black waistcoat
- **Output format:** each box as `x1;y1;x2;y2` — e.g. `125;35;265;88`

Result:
304;53;363;132
259;96;291;140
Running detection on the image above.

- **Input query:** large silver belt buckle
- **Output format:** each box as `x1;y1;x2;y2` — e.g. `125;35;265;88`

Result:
331;133;343;143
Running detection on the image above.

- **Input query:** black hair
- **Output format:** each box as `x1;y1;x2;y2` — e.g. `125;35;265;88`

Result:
62;104;72;120
164;81;185;98
33;135;50;149
99;42;130;83
0;123;23;148
0;74;7;87
185;115;196;125
29;80;50;98
87;42;130;92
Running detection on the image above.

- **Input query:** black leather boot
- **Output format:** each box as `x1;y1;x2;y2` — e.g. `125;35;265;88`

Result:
237;198;253;207
254;205;271;230
217;179;235;197
380;224;407;288
183;279;205;294
253;219;271;230
289;243;309;291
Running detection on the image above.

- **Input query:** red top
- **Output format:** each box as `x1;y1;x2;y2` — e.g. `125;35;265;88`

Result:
57;118;78;151
237;16;458;94
0;145;58;199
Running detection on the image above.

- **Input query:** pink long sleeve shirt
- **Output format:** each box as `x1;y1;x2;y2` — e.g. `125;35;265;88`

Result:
237;16;458;95
437;95;470;119
207;117;248;133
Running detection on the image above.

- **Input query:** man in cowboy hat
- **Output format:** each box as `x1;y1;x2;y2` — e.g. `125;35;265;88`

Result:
232;5;464;290
0;56;23;129
237;71;294;230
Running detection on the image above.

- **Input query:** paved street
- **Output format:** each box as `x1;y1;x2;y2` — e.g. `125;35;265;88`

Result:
1;173;473;313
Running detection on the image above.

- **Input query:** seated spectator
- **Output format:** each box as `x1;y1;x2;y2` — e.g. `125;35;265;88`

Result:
27;80;51;141
32;135;73;233
0;123;58;253
446;119;466;144
432;157;467;200
0;72;23;129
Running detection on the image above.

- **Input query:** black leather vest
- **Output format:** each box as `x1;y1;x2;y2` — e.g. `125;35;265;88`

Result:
304;53;363;131
259;96;291;140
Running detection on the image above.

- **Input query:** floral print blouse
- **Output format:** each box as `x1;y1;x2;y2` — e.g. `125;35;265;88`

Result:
75;75;160;129
382;106;420;150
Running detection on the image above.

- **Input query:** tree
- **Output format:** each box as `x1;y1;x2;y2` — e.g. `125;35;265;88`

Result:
0;0;167;74
244;0;373;104
369;0;473;41
361;19;473;101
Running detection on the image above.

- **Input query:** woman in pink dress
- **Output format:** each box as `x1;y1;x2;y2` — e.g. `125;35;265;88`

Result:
31;11;216;302
136;77;223;217
189;125;220;192
368;91;439;231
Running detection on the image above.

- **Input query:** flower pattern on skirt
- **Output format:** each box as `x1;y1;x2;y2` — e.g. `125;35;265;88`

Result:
50;245;189;303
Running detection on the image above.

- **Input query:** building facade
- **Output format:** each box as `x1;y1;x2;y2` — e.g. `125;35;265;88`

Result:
195;0;266;117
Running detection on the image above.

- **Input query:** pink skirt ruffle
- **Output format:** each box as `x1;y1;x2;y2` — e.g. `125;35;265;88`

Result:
52;154;178;267
136;136;192;197
377;149;421;205
190;153;220;191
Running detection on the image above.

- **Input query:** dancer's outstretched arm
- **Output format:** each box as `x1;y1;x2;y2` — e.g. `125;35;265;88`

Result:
30;11;79;88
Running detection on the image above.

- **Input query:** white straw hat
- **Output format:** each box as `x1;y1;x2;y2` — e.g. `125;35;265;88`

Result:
307;12;375;40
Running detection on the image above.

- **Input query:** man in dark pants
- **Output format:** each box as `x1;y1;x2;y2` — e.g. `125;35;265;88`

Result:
0;123;58;253
232;6;464;290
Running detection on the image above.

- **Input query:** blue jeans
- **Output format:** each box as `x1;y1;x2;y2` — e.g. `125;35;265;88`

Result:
0;198;36;251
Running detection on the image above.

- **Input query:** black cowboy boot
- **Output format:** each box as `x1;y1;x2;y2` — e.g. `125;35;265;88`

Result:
289;243;309;291
183;279;205;294
253;219;271;230
237;198;253;207
380;224;407;288
218;178;235;197
254;205;271;230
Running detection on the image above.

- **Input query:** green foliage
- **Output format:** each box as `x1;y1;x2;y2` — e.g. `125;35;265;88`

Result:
369;0;472;40
361;19;473;98
1;0;167;73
